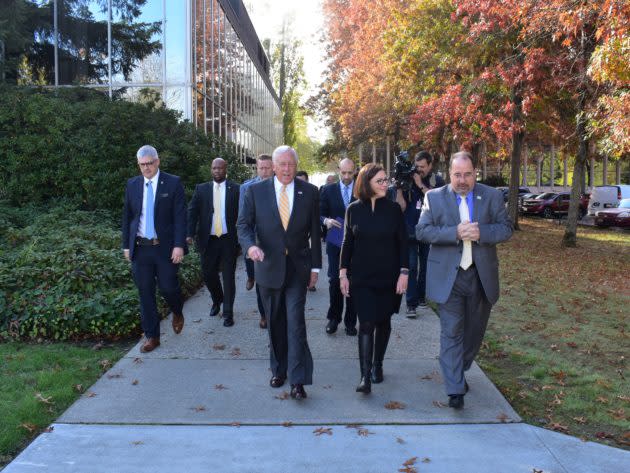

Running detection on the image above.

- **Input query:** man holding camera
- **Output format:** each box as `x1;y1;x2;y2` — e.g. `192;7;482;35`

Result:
394;151;445;317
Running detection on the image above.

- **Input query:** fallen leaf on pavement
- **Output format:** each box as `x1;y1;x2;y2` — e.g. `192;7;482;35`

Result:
549;422;568;433
396;437;406;444
231;348;241;357
313;427;333;436
193;318;202;323
274;391;290;400
399;456;418;473
231;422;241;427
133;357;143;364
215;384;228;390
107;373;122;379
212;344;225;351
432;400;447;408
497;413;509;422
282;422;293;428
422;457;431;463
190;405;206;412
131;441;144;446
385;401;406;410
357;428;373;437
43;426;54;433
131;379;139;385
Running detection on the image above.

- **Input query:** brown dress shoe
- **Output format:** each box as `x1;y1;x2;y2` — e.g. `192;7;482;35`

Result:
140;337;160;353
246;278;255;291
172;313;184;334
259;317;267;329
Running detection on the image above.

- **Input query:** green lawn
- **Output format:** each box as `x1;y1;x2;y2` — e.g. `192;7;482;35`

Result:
0;340;132;466
479;218;630;449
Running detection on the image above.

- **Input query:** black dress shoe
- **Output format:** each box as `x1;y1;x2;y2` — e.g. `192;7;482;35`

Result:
448;394;465;409
209;303;221;317
270;376;286;388
325;320;338;334
465;380;469;393
290;384;307;399
345;326;358;336
223;317;234;327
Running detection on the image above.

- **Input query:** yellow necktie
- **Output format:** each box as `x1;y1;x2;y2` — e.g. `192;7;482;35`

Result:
279;185;290;230
459;196;472;269
213;183;223;237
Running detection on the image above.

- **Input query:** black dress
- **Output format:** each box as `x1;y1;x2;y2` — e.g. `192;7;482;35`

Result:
340;197;408;322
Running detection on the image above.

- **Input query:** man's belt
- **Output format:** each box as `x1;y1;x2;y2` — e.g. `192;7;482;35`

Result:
135;237;160;246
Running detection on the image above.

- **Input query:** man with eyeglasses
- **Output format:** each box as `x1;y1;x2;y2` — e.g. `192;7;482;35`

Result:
122;145;187;353
416;151;512;409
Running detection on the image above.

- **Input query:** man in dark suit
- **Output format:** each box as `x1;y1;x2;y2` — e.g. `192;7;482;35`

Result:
122;145;187;353
320;158;357;335
416;151;513;409
237;145;322;400
187;158;240;327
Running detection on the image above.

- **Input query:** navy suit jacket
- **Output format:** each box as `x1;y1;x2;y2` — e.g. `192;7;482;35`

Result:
122;171;187;260
237;178;322;289
320;181;356;224
187;179;240;254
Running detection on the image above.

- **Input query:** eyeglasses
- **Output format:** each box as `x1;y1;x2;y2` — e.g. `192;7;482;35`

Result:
374;178;388;185
138;160;157;168
451;172;474;180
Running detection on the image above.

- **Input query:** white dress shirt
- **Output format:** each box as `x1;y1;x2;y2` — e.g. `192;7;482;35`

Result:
211;180;228;236
138;169;159;238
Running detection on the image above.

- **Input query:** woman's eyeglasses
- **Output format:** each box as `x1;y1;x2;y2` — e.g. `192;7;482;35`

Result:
374;178;388;185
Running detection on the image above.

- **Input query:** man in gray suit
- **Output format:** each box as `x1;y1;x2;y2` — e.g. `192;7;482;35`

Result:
416;151;512;409
237;145;322;400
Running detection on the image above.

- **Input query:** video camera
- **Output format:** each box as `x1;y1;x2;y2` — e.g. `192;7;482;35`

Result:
393;151;416;192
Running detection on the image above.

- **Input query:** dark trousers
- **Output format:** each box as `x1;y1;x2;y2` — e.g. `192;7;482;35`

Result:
259;257;313;385
406;239;430;308
437;266;492;395
202;235;237;317
245;257;266;317
326;242;357;328
132;245;183;339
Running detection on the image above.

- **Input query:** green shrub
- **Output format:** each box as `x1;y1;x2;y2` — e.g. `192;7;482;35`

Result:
0;85;249;211
0;203;203;340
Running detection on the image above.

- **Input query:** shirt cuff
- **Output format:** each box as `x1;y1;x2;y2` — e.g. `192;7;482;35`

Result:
311;268;321;273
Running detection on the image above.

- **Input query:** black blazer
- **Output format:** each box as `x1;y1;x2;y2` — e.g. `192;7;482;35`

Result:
320;181;356;224
187;179;240;253
122;171;187;260
237;178;322;289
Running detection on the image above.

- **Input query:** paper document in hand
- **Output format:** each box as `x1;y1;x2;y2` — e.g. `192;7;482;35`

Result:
325;217;344;247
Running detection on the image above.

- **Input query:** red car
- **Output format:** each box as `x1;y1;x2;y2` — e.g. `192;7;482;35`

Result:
594;198;630;228
521;192;588;219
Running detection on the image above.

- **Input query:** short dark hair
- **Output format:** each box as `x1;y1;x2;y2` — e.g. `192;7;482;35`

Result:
296;170;309;180
257;154;272;161
354;163;385;201
449;151;476;169
414;150;433;165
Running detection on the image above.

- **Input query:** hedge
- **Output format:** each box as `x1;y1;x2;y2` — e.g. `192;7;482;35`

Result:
0;85;249;211
0;202;203;341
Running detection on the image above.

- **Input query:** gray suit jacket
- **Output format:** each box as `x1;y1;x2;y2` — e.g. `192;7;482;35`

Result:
237;178;322;289
416;183;512;305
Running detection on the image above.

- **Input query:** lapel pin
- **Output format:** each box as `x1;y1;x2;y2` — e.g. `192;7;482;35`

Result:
476;196;482;200
298;191;303;195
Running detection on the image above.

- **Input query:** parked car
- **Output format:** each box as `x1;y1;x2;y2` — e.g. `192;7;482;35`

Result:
521;192;588;219
518;192;541;207
497;186;531;202
594;198;630;228
588;185;630;216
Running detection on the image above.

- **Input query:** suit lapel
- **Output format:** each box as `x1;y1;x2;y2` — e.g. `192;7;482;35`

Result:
266;178;283;230
286;179;301;232
472;185;481;223
154;173;165;216
446;186;461;224
135;176;144;211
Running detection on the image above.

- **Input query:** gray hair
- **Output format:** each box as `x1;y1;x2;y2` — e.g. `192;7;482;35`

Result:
272;145;299;164
137;145;158;160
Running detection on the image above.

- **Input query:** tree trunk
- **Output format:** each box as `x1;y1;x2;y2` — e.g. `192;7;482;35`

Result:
563;25;594;247
507;85;524;230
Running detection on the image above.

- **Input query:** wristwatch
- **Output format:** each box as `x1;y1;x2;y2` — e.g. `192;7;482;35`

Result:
400;269;409;275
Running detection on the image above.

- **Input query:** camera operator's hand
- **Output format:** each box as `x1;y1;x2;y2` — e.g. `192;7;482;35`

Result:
395;189;407;212
324;218;342;229
412;172;423;189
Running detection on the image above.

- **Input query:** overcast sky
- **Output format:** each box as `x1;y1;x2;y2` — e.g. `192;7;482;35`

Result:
245;0;330;142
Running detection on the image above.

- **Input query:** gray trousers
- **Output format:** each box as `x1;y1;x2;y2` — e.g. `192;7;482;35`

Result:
259;258;313;385
437;265;492;395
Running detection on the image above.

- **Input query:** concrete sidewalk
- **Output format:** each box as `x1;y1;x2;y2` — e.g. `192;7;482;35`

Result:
4;254;629;472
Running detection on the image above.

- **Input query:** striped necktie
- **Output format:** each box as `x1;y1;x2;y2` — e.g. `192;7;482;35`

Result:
342;185;350;208
459;196;472;270
279;185;290;230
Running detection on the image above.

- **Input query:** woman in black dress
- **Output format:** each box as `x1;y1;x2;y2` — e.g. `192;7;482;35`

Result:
340;164;408;394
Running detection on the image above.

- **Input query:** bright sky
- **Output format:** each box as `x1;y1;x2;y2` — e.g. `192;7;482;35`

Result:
245;0;330;143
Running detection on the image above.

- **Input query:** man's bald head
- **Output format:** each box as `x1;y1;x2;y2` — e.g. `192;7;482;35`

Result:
339;158;356;186
212;157;227;183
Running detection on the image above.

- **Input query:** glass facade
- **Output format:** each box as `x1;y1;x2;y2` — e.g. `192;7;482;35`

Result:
29;0;281;161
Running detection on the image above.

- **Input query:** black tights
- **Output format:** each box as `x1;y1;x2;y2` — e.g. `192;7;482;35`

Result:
359;318;391;336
